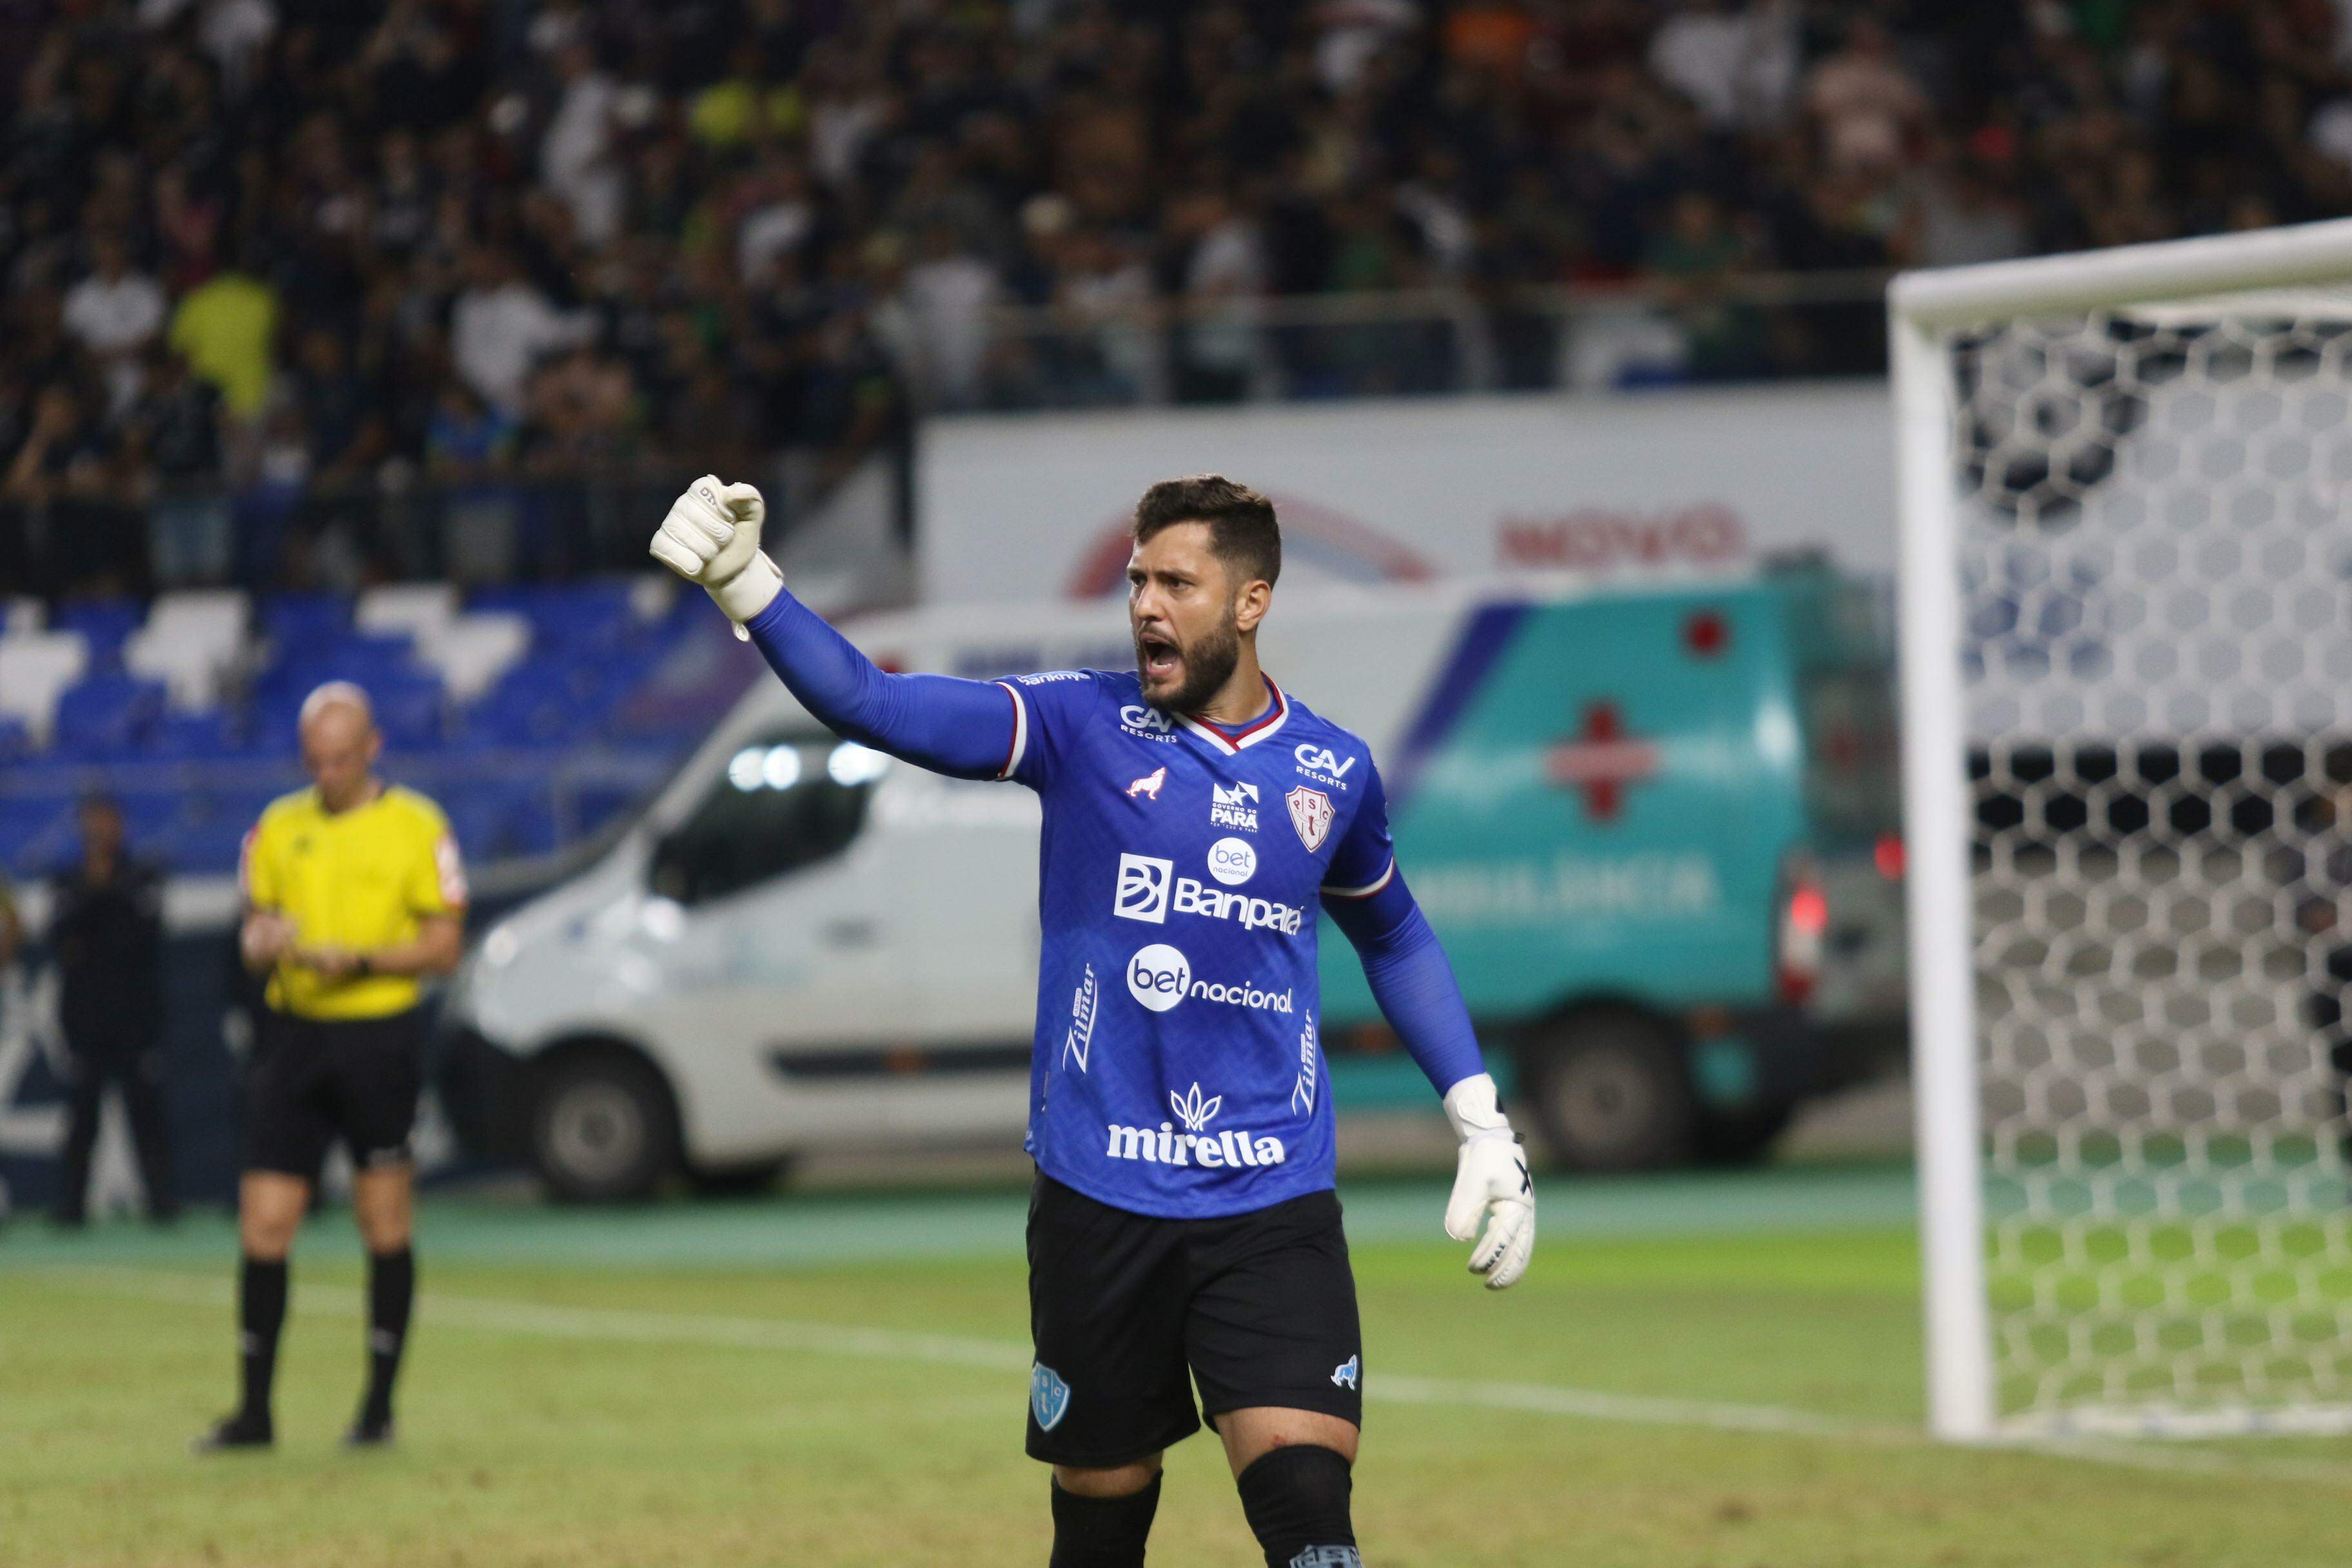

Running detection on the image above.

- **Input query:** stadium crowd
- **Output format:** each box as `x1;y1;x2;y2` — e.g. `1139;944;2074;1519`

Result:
6;0;2352;594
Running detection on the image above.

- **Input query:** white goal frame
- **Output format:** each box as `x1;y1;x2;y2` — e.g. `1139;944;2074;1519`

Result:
1892;219;2352;1442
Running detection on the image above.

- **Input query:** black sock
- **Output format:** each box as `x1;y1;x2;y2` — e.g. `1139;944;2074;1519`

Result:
237;1255;289;1425
360;1246;414;1427
1236;1446;1359;1568
1050;1473;1161;1568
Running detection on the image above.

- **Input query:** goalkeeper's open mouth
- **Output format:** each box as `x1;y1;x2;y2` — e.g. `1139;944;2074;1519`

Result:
1136;631;1182;692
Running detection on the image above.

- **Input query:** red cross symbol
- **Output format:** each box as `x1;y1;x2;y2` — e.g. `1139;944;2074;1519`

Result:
1544;701;1660;823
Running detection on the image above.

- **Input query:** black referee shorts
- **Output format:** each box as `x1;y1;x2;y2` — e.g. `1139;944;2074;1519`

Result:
1025;1173;1364;1469
243;1008;426;1179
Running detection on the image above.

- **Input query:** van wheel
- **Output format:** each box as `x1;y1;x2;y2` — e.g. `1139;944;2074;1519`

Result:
530;1052;679;1204
1518;1010;1694;1171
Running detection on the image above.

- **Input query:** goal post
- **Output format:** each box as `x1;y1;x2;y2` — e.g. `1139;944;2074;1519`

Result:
1893;219;2352;1442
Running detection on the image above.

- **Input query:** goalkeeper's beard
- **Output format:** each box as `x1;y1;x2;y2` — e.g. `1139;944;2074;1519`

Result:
1139;607;1242;717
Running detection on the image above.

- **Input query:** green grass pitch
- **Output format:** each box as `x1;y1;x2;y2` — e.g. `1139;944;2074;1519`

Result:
3;1164;2348;1567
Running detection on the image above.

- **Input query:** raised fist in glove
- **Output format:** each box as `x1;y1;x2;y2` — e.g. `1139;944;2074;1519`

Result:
1443;1072;1535;1290
649;474;783;625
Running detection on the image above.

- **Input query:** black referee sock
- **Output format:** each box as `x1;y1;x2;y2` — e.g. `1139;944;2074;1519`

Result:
360;1246;414;1427
1049;1473;1162;1568
237;1255;289;1424
1236;1446;1360;1568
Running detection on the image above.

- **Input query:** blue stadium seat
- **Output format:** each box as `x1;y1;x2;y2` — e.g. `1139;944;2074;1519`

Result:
50;598;144;668
261;593;349;654
147;710;242;760
51;674;168;758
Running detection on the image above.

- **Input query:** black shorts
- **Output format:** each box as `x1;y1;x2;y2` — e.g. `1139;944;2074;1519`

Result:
243;1008;426;1178
1025;1173;1364;1467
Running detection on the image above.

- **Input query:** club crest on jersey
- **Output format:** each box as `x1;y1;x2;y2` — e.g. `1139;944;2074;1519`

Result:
1287;787;1336;851
1031;1364;1072;1431
1126;766;1166;800
1331;1355;1360;1390
1211;780;1260;832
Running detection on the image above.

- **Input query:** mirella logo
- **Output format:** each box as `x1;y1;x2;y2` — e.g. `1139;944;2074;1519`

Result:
1126;945;1295;1015
1103;1081;1289;1170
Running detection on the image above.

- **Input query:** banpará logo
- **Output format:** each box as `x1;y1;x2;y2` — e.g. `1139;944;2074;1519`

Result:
1211;779;1260;832
1116;854;1175;923
1116;853;1302;935
1173;879;1303;936
1124;943;1296;1014
1294;743;1358;789
1207;836;1257;886
1103;1079;1289;1170
1120;703;1178;741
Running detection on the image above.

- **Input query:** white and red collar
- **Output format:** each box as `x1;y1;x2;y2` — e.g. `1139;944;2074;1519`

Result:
1180;678;1291;756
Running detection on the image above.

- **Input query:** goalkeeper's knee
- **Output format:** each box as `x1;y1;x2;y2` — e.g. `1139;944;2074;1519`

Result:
1236;1445;1360;1568
1050;1471;1161;1568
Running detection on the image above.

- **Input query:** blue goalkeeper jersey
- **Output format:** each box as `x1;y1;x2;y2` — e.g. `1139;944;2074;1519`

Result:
994;669;1397;1219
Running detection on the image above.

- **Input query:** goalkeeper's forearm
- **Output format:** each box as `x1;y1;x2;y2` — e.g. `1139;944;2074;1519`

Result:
1325;869;1486;1097
741;585;1022;781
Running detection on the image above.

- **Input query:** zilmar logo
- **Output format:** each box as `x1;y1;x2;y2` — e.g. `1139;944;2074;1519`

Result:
1104;1080;1289;1170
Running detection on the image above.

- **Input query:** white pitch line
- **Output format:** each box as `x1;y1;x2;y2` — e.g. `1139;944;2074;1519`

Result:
33;1266;2352;1485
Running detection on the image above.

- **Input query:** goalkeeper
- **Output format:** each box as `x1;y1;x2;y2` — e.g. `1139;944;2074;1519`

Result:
652;473;1533;1568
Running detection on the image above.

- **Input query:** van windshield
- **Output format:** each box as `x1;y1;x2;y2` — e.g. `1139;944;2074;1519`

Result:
1799;666;1900;845
651;732;892;905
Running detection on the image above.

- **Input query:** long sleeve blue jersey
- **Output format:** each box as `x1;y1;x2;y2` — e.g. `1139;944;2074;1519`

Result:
746;586;1485;1219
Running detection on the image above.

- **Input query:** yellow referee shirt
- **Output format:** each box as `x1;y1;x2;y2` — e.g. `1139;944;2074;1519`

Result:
240;784;467;1020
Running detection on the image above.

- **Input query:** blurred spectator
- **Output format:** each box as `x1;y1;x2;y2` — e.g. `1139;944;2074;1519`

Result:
49;794;175;1229
124;349;230;584
451;248;582;416
6;0;2352;593
61;236;167;414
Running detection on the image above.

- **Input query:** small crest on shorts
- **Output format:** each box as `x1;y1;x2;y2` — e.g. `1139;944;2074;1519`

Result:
1031;1362;1072;1431
1330;1353;1360;1390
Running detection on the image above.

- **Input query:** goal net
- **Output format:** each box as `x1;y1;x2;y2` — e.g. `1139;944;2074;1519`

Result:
1894;222;2352;1440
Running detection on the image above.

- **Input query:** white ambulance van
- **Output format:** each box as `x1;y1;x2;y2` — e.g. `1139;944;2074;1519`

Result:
447;567;1904;1199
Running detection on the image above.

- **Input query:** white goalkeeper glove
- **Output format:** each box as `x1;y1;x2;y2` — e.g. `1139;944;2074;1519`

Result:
1443;1072;1534;1290
648;474;784;629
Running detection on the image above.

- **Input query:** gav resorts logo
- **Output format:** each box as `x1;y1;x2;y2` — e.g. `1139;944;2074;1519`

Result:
1211;780;1260;832
1104;1080;1289;1170
1030;1364;1071;1431
1120;703;1178;741
1063;964;1098;1072
1287;786;1335;851
1294;743;1357;791
1125;944;1296;1015
1207;837;1257;886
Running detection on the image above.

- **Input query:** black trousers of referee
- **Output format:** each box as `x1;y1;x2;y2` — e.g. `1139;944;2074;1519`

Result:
54;1032;175;1223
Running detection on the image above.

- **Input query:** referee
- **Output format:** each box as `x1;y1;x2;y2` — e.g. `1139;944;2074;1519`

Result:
199;683;466;1452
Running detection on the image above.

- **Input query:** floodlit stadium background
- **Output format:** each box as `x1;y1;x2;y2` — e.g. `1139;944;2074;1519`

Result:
9;3;2352;1564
